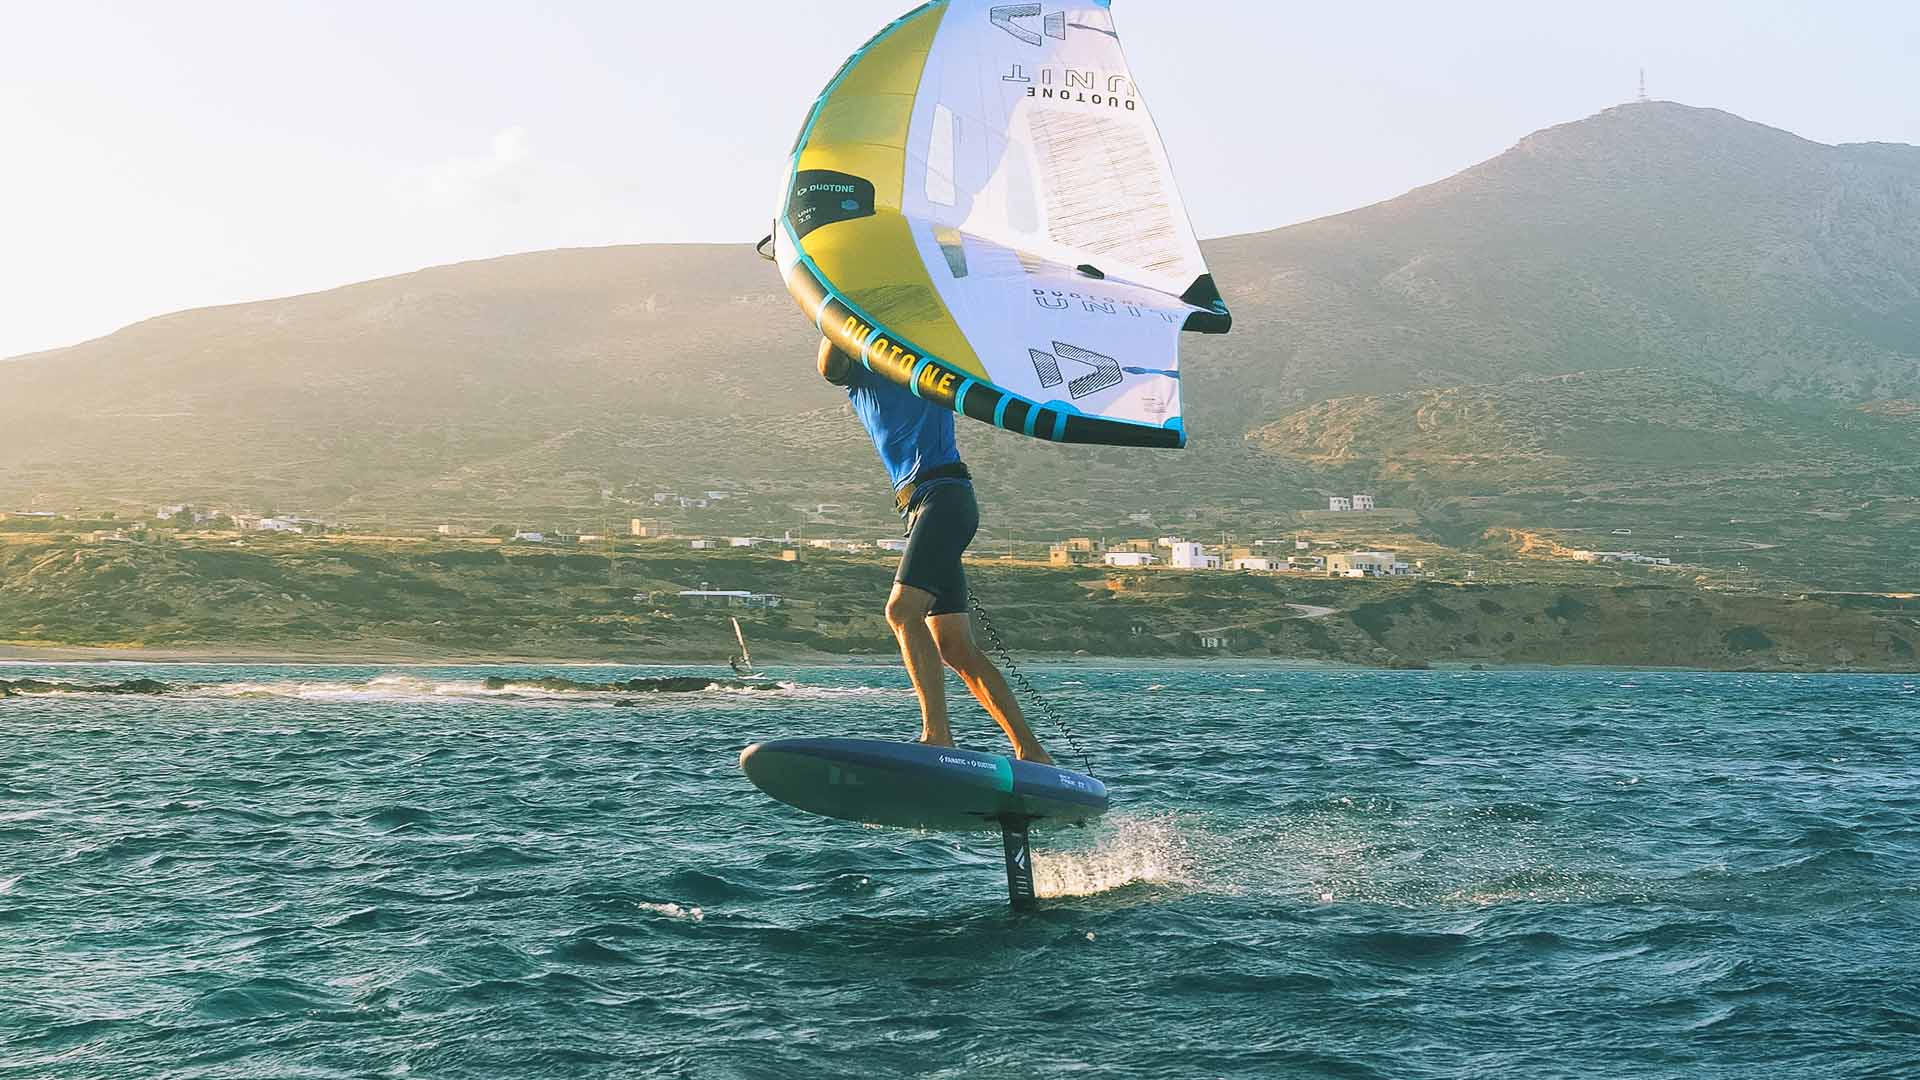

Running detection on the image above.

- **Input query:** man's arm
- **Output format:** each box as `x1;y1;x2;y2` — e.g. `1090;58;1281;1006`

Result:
817;338;855;387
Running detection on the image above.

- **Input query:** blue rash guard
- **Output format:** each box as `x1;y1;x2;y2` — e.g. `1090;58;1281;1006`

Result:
842;360;977;615
843;362;964;508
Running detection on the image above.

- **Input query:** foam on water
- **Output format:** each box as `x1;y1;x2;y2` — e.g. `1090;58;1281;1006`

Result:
191;672;812;705
1033;814;1200;899
637;901;705;922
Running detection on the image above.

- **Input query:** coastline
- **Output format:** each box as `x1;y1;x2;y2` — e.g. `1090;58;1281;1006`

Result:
0;642;1909;675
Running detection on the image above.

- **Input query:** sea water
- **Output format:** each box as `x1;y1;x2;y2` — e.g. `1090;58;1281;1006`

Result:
1;663;1915;1079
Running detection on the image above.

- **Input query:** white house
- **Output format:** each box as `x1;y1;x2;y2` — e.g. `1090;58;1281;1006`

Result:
511;530;545;543
729;537;762;548
1328;496;1352;512
876;538;909;553
1352;494;1377;511
1103;551;1157;568
1156;536;1187;549
689;539;716;549
1169;542;1219;569
1327;551;1412;577
257;517;305;533
1592;550;1672;566
1231;556;1282;571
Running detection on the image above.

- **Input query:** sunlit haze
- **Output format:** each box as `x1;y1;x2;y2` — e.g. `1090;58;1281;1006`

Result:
1;0;1915;359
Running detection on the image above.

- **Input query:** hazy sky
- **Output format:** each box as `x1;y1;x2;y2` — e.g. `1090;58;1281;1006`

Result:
1;0;1915;359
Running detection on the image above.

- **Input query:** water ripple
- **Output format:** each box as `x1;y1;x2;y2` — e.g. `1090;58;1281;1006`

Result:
0;661;1914;1078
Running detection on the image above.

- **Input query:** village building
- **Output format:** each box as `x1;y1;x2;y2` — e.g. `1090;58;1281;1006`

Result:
1231;556;1283;571
1169;542;1220;570
1328;496;1353;512
1583;550;1673;566
1327;551;1413;577
1103;551;1157;568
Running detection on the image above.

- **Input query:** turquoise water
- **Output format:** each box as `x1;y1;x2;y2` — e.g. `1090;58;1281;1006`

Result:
2;662;1916;1079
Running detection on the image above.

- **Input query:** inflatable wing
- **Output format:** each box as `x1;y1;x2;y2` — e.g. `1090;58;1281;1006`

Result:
771;0;1230;449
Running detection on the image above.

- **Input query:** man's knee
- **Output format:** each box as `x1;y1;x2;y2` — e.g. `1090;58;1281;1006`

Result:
931;626;985;674
885;587;932;631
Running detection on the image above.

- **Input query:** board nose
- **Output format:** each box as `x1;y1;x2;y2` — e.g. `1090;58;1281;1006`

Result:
738;742;763;771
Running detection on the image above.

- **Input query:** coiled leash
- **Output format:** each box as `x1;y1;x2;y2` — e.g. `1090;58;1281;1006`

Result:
968;586;1094;777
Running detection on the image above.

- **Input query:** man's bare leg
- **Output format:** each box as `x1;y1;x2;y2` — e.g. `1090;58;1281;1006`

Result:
885;583;952;746
928;612;1052;763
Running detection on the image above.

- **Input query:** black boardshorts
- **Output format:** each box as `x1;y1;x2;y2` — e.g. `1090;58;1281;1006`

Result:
897;480;978;617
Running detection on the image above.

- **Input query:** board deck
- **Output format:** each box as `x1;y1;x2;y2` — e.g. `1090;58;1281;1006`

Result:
739;737;1107;832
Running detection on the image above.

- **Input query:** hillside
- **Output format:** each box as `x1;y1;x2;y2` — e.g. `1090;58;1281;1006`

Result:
2;102;1916;588
1203;103;1920;413
0;536;1912;671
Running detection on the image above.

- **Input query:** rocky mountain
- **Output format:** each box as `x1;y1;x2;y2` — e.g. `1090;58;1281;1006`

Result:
1204;102;1920;415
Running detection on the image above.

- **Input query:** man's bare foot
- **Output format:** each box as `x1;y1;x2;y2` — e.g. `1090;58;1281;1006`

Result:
1016;747;1054;765
917;734;956;748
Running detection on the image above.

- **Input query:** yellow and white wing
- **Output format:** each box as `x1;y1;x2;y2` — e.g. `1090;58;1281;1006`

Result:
772;0;1229;448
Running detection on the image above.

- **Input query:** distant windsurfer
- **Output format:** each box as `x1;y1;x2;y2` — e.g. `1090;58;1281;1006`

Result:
818;339;1052;764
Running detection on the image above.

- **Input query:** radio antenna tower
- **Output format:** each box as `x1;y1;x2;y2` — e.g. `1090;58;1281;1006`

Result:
1637;68;1649;103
